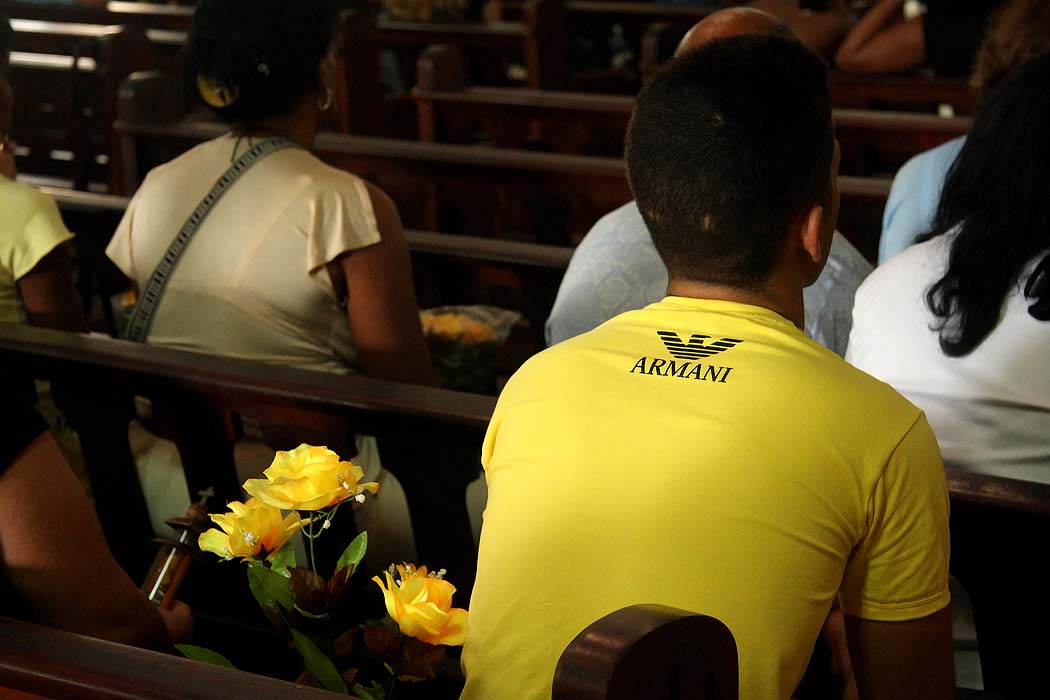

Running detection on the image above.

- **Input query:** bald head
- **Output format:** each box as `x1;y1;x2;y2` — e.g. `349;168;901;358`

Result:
676;8;794;57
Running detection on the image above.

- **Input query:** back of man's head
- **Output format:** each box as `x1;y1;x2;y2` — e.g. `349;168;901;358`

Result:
626;35;833;289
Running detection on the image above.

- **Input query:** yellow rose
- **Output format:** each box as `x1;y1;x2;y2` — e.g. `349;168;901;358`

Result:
198;498;303;561
243;444;379;511
372;563;468;646
421;313;495;344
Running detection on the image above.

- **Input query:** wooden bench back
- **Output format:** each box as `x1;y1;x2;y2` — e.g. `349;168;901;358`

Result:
554;605;738;700
114;72;891;261
7;19;156;190
0;322;1046;692
414;42;972;173
637;22;977;115
944;469;1050;699
0;323;492;598
0;616;344;700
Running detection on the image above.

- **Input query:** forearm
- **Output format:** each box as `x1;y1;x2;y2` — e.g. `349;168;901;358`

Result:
0;434;172;651
844;608;954;700
835;0;907;71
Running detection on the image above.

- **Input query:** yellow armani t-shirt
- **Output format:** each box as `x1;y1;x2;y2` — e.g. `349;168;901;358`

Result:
463;297;950;700
0;178;73;324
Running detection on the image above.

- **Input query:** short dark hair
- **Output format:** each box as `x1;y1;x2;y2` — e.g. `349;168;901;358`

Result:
184;0;336;122
626;35;834;288
0;12;12;74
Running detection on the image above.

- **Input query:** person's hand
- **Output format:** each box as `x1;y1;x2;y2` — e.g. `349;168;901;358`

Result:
160;600;194;643
0;136;17;180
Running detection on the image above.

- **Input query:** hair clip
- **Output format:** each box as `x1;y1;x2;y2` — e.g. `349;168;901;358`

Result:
197;74;239;109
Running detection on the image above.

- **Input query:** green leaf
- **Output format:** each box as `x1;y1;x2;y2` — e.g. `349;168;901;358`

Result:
247;560;294;613
291;628;349;695
335;531;368;575
270;543;296;576
176;644;236;669
351;680;386;700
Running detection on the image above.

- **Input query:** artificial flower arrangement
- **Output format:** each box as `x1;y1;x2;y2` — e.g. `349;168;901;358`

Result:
180;444;468;699
420;306;521;393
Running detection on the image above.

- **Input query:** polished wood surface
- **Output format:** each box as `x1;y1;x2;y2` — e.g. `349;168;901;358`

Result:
0;616;345;700
554;605;738;700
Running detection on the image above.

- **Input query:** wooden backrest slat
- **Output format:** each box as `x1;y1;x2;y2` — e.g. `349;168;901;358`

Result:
0;324;494;434
10;18;124;38
0;617;343;700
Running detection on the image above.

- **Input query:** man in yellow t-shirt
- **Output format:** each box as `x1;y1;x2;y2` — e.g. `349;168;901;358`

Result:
463;35;953;700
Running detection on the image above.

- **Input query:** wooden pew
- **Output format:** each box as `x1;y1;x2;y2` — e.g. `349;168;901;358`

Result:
944;469;1050;700
554;605;738;700
0;323;492;597
7;19;156;190
4;2;193;75
637;22;977;115
0;616;348;700
0;323;1046;693
379;0;569;91
2;2;194;31
413;43;972;173
113;75;891;261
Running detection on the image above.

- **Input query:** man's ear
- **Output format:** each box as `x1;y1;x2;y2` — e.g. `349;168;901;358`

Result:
798;203;826;265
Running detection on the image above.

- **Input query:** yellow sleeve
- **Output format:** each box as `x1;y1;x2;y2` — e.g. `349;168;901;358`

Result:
10;191;73;281
839;413;951;621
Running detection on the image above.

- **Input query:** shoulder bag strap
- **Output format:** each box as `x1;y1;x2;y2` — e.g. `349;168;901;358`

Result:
123;136;299;342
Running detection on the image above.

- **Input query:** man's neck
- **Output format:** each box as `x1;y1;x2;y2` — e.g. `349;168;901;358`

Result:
666;270;806;329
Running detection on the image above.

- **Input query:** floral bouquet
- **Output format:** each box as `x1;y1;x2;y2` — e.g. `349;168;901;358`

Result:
181;444;468;699
420;305;521;394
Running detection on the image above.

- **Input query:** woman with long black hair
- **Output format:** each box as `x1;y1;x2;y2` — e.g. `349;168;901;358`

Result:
848;51;1050;483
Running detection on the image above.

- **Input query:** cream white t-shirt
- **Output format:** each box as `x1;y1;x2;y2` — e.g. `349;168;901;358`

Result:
847;235;1050;483
107;134;382;374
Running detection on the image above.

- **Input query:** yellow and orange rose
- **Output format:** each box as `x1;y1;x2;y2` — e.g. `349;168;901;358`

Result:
198;498;303;561
421;313;495;344
244;444;378;511
372;563;468;646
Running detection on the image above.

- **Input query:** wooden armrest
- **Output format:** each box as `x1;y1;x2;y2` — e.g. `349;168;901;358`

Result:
553;604;738;700
0;616;346;700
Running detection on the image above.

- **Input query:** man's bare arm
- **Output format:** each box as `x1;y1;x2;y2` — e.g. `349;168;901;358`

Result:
844;607;954;700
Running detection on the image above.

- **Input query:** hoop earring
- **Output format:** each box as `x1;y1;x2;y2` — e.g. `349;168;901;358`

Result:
317;88;333;112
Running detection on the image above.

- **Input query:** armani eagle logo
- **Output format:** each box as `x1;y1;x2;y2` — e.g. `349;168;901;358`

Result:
656;331;744;360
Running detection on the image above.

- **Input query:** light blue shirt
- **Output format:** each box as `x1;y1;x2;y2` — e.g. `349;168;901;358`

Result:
879;136;966;264
546;201;873;357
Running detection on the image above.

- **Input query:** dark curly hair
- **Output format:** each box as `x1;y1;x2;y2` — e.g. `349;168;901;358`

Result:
924;51;1050;356
184;0;337;122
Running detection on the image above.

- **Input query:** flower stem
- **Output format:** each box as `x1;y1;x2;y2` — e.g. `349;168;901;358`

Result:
306;514;317;576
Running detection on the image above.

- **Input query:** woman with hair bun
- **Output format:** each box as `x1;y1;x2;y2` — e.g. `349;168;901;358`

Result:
847;51;1050;484
106;0;435;562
